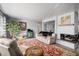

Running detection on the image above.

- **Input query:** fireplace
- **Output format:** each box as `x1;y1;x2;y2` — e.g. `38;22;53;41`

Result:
60;34;78;43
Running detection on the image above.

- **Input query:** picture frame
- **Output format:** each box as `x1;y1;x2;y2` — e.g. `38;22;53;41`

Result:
19;22;27;31
58;15;72;26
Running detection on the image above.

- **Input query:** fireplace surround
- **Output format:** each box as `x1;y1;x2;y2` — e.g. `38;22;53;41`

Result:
60;34;78;43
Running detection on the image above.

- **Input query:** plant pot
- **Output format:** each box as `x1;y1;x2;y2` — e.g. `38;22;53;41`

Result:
12;34;16;40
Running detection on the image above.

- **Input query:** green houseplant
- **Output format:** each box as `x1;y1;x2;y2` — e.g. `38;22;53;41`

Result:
6;20;21;40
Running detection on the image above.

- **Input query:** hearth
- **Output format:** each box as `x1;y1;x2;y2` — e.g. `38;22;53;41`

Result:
60;34;78;43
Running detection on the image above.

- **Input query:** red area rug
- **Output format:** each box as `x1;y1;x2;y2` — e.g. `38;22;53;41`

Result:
18;39;63;56
18;39;76;56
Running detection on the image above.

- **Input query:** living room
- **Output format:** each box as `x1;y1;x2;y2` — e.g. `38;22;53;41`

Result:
0;3;79;56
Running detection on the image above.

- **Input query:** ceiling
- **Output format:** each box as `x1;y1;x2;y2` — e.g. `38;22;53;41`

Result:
0;3;79;21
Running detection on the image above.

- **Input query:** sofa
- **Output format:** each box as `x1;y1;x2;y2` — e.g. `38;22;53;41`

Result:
36;34;56;44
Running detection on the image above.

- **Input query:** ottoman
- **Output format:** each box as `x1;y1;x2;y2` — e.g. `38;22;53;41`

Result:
25;46;44;56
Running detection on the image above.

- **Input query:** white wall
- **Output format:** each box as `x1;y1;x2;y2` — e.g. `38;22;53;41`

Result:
56;12;78;39
19;19;42;34
42;12;76;36
57;12;75;34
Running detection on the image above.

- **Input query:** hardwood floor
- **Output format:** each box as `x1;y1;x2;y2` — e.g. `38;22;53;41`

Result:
51;43;79;56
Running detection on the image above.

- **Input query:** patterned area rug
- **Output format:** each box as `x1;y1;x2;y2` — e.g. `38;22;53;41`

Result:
18;39;76;56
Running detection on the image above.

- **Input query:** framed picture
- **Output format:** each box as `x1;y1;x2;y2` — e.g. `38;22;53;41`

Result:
19;22;27;31
58;15;72;26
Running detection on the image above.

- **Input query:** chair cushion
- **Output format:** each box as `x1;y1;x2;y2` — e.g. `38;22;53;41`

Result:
0;38;13;46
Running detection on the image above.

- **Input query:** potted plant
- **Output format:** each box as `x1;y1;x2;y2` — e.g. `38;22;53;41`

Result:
6;20;21;40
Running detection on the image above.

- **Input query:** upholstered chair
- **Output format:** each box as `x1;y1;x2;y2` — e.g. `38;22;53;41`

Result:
8;40;23;56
